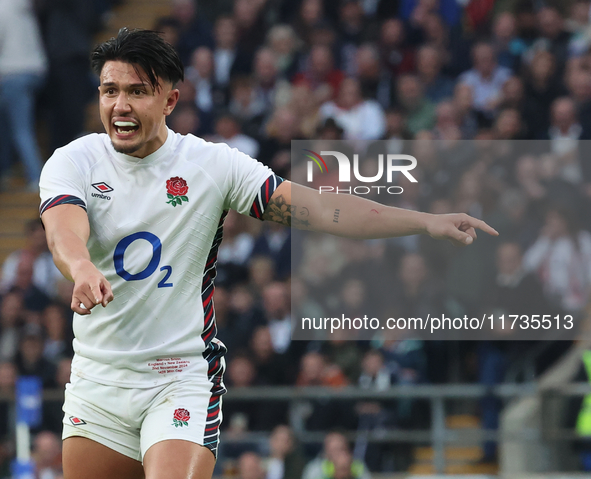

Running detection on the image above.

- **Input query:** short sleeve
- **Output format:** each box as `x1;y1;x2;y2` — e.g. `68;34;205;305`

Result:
39;150;87;216
224;146;283;219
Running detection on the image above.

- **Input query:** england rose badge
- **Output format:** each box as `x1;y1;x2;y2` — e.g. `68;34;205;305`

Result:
166;176;189;207
172;408;190;427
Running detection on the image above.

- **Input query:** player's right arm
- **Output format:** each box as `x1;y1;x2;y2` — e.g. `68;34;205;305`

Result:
42;205;113;315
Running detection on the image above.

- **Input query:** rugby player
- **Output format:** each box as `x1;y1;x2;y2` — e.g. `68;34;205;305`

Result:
39;28;498;479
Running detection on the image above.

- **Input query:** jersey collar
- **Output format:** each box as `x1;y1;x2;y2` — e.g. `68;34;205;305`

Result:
107;128;174;165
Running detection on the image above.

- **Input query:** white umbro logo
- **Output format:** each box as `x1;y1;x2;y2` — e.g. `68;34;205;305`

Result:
92;182;113;193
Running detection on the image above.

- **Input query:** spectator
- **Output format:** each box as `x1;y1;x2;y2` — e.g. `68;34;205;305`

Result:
0;219;62;300
567;0;591;57
302;432;370;479
170;0;213;65
383;108;411;151
224;353;287;434
497;76;540;139
267;25;301;80
265;425;306;479
234;0;267;56
0;0;47;190
523;205;591;313
354;43;391;108
153;17;181;52
432;100;461;141
336;0;370;76
186;47;225;114
0;362;16;438
36;0;99;150
491;12;522;72
458;42;512;119
379;337;426;428
249;256;276;293
486;242;549;316
249;326;293;385
210;112;259;158
543;97;583;184
251;48;292;116
391;253;446;321
494;108;524;140
523;50;564;139
323;332;363;385
211;285;238;352
296;352;348;388
320;77;386;140
212;15;241;87
229;284;265;342
331;450;366;479
293;44;345;104
535;6;571;75
452;83;478;139
217;210;255;267
32;431;62;479
420;13;471;77
259;107;301;177
168;103;201;136
0;291;23;362
228;76;267;131
252;221;291;279
42;303;72;364
287;84;321;138
395;74;436;137
55;357;71;388
378;19;415;77
262;282;291;355
356;349;395;462
416;44;455;104
15;324;56;387
292;0;325;47
238;452;265;479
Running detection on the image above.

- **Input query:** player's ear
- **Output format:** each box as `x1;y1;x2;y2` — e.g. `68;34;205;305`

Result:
164;88;180;116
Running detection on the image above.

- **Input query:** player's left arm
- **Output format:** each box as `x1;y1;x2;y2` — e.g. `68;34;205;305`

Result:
261;180;498;246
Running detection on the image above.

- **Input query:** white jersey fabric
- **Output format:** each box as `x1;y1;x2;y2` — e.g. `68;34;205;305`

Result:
40;128;276;388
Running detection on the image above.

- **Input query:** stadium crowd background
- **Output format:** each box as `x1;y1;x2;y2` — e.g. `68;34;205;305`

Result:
3;0;591;477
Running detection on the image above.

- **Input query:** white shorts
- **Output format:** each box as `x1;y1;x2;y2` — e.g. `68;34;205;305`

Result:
62;375;223;461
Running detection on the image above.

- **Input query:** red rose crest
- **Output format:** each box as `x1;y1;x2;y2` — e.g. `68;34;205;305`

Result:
166;177;189;207
172;408;190;427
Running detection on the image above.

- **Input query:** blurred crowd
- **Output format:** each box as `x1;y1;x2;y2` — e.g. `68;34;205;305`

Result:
3;0;591;475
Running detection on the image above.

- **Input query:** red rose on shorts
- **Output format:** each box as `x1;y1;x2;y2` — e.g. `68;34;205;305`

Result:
172;408;190;427
166;177;189;196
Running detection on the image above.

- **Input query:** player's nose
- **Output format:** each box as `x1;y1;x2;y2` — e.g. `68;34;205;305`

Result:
113;91;132;113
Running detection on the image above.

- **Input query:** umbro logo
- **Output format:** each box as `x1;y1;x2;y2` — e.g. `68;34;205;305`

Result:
91;182;112;200
92;182;113;193
69;416;86;426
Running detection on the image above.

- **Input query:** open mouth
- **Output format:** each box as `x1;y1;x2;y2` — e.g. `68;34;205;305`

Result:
114;120;139;137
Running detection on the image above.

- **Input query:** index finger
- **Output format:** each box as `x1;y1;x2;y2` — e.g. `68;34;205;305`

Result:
101;282;114;307
468;218;499;236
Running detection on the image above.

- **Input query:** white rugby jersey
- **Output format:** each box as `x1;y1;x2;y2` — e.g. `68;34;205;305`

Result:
39;129;283;389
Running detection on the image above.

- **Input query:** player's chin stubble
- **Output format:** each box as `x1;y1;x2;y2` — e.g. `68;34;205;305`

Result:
111;139;142;155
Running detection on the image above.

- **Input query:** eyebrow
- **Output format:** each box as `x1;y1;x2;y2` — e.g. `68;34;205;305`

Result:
100;82;148;89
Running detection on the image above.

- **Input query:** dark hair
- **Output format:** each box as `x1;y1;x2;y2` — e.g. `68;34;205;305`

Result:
91;27;184;91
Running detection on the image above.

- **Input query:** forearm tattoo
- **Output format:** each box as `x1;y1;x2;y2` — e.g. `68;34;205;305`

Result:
333;209;340;223
262;194;311;228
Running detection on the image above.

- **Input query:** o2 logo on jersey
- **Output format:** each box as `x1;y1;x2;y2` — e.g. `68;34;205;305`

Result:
113;232;173;288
